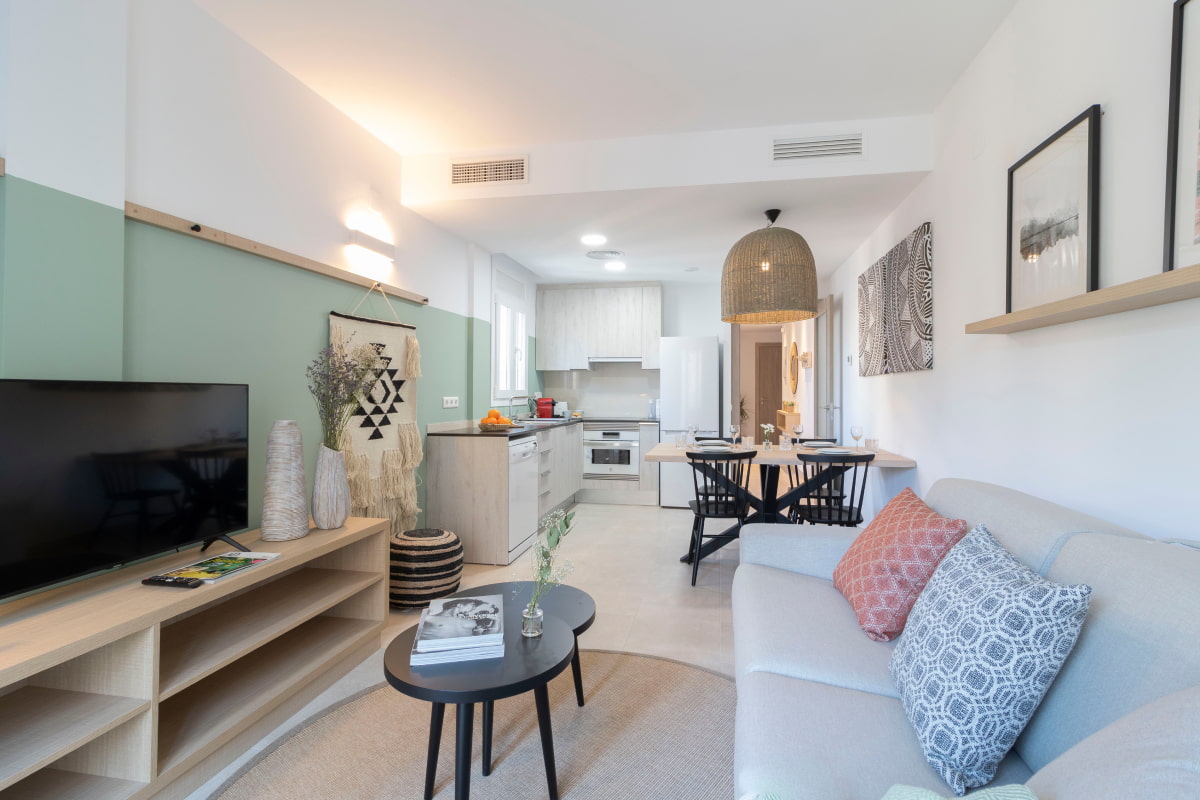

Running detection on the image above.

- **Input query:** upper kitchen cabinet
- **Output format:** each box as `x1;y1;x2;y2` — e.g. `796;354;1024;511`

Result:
535;283;661;370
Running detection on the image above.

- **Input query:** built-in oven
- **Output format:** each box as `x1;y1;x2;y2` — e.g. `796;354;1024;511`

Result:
582;422;641;478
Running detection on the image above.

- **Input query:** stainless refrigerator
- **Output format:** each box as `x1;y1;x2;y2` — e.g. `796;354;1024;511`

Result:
658;335;721;507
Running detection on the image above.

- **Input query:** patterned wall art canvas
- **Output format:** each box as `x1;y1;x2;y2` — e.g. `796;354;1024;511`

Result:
858;222;934;377
329;311;423;534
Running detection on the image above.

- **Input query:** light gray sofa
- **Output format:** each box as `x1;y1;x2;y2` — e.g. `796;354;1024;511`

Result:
732;478;1200;799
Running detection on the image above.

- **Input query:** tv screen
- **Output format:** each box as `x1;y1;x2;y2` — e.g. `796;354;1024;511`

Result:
0;379;250;602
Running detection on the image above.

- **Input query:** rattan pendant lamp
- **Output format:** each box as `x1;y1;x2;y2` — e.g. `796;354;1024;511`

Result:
720;209;818;323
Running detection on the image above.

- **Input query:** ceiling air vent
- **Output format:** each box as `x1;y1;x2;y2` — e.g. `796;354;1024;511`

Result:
450;156;528;185
773;133;863;161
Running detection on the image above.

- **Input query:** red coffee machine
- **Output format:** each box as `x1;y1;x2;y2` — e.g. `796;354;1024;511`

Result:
536;397;555;418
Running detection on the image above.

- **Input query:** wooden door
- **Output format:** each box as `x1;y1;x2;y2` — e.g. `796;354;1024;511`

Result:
755;342;782;442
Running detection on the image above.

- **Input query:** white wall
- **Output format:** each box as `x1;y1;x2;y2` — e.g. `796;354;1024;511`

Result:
125;0;474;315
5;0;128;207
826;0;1199;539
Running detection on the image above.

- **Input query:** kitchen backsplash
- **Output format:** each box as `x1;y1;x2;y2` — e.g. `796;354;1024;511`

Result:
542;362;660;418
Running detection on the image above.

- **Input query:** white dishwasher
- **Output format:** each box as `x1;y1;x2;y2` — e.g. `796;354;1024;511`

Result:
507;437;540;561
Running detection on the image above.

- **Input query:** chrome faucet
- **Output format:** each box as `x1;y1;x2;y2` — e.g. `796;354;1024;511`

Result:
507;395;535;421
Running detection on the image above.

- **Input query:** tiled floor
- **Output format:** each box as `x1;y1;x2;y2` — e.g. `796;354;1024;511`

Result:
383;501;739;677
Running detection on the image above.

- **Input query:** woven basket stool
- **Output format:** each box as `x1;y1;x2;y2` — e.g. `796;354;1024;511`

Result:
389;528;464;609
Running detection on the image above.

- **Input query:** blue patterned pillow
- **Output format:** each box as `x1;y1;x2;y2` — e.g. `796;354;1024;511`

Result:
889;525;1091;796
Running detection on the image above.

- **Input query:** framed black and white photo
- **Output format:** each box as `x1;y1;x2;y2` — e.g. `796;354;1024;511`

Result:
1165;0;1200;272
1006;105;1100;313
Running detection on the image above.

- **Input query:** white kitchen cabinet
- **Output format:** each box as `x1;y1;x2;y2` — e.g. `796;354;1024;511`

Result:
535;287;588;370
535;283;661;369
537;423;583;517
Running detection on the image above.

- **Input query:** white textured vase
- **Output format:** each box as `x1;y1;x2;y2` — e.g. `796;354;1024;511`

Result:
261;420;310;541
312;444;350;529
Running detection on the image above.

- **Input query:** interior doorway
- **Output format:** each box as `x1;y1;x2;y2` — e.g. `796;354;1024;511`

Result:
812;295;839;440
754;342;782;439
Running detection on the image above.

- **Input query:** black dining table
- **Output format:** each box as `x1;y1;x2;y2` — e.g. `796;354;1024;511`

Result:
644;441;917;561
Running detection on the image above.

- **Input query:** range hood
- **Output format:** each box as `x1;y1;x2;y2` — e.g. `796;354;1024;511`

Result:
587;356;642;365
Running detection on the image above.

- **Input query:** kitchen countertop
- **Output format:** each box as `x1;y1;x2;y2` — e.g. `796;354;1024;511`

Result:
427;417;661;439
427;418;581;439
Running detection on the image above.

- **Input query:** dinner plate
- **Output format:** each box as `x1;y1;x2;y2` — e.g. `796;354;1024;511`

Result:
817;448;852;455
800;441;835;448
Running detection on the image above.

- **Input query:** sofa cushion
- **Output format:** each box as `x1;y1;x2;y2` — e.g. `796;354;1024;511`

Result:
1015;534;1200;771
890;525;1091;796
1025;684;1200;799
922;479;1146;576
733;563;897;697
738;522;860;579
735;670;1032;800
833;488;968;642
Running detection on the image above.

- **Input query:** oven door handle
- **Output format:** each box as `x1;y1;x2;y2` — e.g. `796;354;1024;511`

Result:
585;441;639;449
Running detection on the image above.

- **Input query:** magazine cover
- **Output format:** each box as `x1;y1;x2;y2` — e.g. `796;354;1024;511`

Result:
158;552;279;583
414;594;504;652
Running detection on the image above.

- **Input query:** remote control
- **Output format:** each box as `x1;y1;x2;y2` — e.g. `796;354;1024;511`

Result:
142;575;203;588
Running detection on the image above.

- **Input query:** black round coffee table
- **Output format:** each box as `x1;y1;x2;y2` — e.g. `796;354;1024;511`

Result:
463;582;596;706
384;607;574;800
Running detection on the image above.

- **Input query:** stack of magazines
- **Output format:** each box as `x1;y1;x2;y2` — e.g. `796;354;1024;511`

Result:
410;594;505;666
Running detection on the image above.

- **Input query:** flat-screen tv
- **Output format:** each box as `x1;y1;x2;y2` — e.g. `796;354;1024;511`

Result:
0;379;250;602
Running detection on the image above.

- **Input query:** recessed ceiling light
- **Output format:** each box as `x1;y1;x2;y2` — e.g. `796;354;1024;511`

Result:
581;233;607;246
604;261;627;272
586;249;624;260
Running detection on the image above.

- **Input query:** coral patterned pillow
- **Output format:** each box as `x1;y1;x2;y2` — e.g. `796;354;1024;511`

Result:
832;487;967;641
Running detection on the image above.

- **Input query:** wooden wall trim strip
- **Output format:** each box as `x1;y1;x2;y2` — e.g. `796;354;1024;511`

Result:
0;157;6;176
124;202;429;306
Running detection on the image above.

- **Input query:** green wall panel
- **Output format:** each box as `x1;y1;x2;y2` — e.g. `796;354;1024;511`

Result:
123;220;474;531
0;177;125;379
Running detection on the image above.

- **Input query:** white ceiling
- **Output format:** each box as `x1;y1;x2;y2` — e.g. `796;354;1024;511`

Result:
196;0;1017;284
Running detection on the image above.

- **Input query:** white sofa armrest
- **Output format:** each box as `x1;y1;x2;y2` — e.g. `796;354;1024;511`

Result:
738;523;858;580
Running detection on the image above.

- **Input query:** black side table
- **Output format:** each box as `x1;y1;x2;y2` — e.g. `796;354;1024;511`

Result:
384;610;574;800
461;582;596;706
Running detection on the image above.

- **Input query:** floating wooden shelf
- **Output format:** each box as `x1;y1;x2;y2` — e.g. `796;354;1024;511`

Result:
965;262;1200;334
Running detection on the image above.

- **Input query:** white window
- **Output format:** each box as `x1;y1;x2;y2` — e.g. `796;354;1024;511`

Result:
492;269;528;402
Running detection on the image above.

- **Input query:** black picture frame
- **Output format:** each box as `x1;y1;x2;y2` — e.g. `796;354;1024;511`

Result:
1006;104;1101;314
1164;0;1198;272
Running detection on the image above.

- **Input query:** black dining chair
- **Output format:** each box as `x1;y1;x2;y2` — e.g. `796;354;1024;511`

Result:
784;439;842;521
790;451;875;528
685;449;755;586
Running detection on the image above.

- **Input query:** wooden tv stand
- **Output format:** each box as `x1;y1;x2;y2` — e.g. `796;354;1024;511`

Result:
0;517;390;800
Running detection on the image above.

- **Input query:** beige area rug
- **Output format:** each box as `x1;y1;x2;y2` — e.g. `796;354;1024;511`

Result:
216;651;735;799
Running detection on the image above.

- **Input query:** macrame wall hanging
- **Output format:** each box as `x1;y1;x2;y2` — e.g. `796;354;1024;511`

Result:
329;286;423;534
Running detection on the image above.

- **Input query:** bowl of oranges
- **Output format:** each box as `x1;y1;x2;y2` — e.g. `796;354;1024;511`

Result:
478;408;516;431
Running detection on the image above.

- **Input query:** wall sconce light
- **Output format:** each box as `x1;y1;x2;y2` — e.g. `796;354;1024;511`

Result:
347;228;395;262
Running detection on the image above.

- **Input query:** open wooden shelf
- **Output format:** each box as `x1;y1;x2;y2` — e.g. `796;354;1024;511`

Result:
966;261;1200;334
156;615;377;774
1;768;145;800
0;518;389;800
0;688;148;791
158;567;379;699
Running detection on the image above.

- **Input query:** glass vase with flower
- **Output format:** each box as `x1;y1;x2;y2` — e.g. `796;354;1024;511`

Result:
524;509;575;637
760;423;776;450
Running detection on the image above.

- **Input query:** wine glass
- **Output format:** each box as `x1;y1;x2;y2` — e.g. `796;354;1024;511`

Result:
792;423;804;447
850;425;864;449
727;424;740;449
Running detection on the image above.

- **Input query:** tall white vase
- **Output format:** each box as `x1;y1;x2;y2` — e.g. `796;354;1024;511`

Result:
312;444;350;529
261;420;309;541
